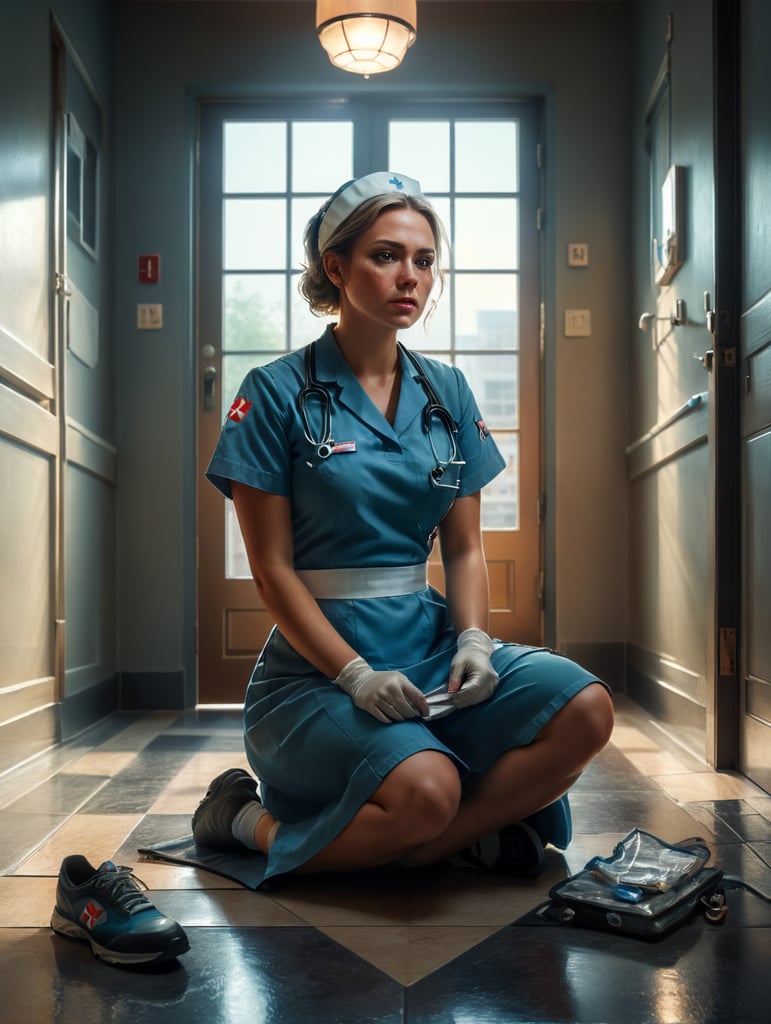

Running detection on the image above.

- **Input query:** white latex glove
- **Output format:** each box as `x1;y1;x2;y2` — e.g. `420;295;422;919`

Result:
334;657;430;724
448;628;499;709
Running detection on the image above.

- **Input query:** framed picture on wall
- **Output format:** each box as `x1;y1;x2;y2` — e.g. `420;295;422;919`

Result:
652;164;684;286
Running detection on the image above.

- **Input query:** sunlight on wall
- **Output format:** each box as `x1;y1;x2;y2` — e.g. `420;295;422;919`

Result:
0;193;48;356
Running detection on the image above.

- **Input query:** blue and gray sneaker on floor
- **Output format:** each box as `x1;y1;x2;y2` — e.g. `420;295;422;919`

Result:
192;766;261;851
50;855;189;965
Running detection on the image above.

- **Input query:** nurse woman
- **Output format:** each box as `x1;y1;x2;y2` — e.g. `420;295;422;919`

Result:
193;171;614;887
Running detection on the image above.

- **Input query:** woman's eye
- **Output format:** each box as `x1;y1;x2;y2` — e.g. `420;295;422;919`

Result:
375;250;396;262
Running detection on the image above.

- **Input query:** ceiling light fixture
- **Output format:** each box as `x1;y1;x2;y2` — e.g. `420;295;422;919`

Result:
316;1;417;77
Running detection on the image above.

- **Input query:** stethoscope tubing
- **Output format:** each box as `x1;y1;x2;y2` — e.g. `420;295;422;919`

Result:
297;341;461;480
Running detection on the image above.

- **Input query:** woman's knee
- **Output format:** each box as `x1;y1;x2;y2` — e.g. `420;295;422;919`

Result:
541;683;614;763
381;752;461;841
566;683;614;755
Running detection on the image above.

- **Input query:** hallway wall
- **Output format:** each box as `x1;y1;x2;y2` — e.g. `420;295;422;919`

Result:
0;0;116;771
627;0;717;757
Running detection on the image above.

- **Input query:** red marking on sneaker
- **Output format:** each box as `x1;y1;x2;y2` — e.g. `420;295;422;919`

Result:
80;900;106;930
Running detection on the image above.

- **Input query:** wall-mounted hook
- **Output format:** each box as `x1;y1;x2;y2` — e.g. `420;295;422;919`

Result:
638;299;694;334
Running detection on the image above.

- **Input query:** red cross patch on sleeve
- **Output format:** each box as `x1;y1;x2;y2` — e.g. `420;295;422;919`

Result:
227;397;253;423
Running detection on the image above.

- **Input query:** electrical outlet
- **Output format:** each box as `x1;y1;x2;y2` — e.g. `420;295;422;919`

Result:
137;303;163;330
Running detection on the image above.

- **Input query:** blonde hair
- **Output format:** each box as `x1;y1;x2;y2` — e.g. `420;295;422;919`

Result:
299;192;448;321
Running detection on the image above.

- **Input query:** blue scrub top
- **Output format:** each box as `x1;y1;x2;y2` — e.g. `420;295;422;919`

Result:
206;324;507;571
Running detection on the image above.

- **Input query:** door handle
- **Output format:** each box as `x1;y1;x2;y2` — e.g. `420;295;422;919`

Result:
203;365;217;412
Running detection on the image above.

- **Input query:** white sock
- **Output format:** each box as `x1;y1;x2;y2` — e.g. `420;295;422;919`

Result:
231;800;268;851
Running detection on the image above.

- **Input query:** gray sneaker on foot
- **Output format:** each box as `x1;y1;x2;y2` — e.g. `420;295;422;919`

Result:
192;768;261;851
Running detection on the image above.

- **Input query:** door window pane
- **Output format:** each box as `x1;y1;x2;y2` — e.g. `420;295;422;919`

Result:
224;122;286;192
223;198;286;270
456;353;519;430
389;121;450;191
481;431;519;529
455;121;518;192
291;196;328;268
454;198;518;269
291;273;333;349
292;122;353;192
454;273;518;346
223;274;285;351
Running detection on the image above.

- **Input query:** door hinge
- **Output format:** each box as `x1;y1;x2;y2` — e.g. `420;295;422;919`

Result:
55;272;71;297
537;207;543;231
536;493;546;526
537;572;545;610
536;142;544;169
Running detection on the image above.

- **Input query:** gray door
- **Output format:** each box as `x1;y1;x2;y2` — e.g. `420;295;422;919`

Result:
55;33;117;708
738;0;771;792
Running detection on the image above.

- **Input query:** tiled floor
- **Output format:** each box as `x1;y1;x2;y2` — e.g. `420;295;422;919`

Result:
1;696;770;1023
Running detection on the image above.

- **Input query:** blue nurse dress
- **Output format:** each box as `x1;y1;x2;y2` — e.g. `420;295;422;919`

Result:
206;325;601;886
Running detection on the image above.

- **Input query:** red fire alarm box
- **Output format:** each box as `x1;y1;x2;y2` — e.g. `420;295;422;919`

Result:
138;254;161;284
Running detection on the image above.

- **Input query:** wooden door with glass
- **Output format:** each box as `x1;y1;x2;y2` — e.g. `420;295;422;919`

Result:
197;101;543;704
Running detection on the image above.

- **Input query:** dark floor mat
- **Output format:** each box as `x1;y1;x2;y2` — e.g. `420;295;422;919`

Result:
138;835;272;890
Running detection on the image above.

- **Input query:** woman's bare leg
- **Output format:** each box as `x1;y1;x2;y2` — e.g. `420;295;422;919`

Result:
253;682;613;873
403;682;614;867
253;749;462;872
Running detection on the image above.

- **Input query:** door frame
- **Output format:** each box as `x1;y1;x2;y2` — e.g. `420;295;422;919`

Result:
707;0;741;768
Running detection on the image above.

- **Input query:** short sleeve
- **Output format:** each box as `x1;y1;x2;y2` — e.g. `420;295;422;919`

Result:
205;364;294;500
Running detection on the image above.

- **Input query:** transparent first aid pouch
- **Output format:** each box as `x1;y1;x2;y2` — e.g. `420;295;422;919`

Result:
547;829;724;939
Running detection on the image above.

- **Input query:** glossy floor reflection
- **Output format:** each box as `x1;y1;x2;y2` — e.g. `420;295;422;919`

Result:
0;696;769;1023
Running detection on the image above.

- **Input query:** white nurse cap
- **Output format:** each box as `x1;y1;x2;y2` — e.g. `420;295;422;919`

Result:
317;171;423;251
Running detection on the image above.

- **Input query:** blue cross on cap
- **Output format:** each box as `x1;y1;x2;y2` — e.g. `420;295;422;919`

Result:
317;171;423;250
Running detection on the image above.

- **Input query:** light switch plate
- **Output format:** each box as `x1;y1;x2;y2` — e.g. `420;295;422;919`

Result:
137;303;163;330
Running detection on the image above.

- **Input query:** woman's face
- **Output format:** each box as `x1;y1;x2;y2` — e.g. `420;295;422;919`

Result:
329;206;437;335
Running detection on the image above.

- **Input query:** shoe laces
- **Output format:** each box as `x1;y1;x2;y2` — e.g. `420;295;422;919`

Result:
93;862;154;914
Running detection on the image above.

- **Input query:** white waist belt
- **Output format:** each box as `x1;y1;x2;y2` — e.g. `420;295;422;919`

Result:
297;563;428;599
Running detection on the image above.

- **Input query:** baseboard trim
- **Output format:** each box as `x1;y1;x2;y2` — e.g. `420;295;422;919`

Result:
626;644;706;758
0;676;119;775
120;671;186;710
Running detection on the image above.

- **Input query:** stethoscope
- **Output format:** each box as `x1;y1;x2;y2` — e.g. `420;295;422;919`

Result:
298;342;465;489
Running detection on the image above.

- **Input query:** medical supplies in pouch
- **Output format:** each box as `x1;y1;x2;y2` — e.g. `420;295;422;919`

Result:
545;829;725;939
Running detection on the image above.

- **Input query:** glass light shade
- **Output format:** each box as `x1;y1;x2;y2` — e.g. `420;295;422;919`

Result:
316;1;417;76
